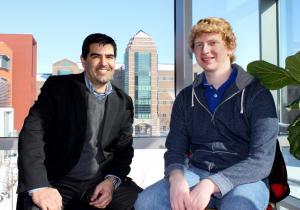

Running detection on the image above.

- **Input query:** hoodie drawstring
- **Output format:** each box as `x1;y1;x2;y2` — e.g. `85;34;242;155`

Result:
240;88;245;114
192;86;246;114
192;88;195;107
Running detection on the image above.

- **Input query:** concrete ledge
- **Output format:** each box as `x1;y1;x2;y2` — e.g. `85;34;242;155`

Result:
0;137;18;150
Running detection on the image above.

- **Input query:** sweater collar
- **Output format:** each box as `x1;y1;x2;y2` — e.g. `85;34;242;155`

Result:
193;63;255;91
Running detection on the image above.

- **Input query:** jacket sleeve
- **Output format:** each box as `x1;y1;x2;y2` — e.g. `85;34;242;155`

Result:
17;77;55;193
208;88;278;197
103;96;134;181
164;90;190;176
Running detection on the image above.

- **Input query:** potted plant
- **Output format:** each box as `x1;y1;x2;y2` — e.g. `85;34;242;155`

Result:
247;51;300;159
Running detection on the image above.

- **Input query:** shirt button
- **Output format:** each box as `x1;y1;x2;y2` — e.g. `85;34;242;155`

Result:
213;93;218;98
210;86;213;89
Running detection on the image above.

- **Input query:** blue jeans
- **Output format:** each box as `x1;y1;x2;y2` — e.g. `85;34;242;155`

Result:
134;166;269;210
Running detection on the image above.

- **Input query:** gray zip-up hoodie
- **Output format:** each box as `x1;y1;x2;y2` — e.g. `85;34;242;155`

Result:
164;64;278;197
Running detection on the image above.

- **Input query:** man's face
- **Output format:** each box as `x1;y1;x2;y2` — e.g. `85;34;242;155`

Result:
81;43;115;90
193;33;233;72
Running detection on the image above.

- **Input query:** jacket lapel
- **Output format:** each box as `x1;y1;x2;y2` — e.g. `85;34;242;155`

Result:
100;92;119;148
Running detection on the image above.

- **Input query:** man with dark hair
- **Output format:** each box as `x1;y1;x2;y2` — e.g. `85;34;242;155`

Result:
17;33;142;210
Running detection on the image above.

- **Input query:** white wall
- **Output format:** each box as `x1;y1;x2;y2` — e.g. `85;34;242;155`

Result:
129;149;165;188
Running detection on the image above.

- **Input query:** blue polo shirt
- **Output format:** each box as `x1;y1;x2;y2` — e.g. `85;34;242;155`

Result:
201;67;237;113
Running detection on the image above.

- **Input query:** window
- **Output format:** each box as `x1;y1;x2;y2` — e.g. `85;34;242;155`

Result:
1;0;175;207
0;78;10;107
279;0;300;124
2;0;175;139
0;55;11;70
192;0;259;70
278;0;300;204
57;69;73;75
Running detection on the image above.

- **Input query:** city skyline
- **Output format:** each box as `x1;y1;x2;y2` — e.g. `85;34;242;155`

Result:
1;0;174;73
48;30;176;137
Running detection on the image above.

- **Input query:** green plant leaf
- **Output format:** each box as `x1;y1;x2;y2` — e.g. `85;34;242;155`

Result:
286;51;300;84
247;61;297;89
286;97;300;111
288;115;300;160
248;53;300;160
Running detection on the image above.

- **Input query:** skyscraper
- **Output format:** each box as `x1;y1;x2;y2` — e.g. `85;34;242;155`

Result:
112;64;125;91
157;64;174;136
124;30;160;136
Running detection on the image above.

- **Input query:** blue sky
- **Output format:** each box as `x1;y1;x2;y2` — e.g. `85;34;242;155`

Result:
192;0;260;69
1;0;174;73
4;0;289;74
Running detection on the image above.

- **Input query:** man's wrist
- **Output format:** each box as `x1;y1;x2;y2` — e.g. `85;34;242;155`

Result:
28;187;48;196
105;175;121;189
201;179;220;194
169;169;184;183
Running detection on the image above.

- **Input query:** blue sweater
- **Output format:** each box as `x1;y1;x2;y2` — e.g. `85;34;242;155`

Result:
164;64;278;197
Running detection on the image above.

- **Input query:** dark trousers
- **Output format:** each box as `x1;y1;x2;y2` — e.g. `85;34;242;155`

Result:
17;177;142;210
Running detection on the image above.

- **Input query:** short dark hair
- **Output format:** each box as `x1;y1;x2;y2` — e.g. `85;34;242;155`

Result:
81;33;117;59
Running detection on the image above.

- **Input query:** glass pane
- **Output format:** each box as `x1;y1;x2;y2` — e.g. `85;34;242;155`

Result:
1;1;175;207
1;0;174;140
192;0;259;73
279;0;300;202
279;0;300;124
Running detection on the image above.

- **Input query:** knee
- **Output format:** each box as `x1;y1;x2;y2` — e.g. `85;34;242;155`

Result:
134;179;170;210
222;196;252;206
220;196;267;210
108;179;142;210
134;191;151;209
134;189;170;210
220;190;269;210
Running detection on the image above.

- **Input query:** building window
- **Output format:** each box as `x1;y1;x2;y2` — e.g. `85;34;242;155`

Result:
57;69;73;75
135;123;152;136
134;52;152;119
0;55;11;70
0;78;9;107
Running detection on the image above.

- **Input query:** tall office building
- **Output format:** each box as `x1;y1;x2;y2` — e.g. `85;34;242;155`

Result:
157;64;174;136
124;30;160;136
0;34;37;132
112;64;125;91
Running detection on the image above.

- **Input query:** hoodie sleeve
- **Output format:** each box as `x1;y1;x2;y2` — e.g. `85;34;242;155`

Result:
208;87;278;197
164;88;191;176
